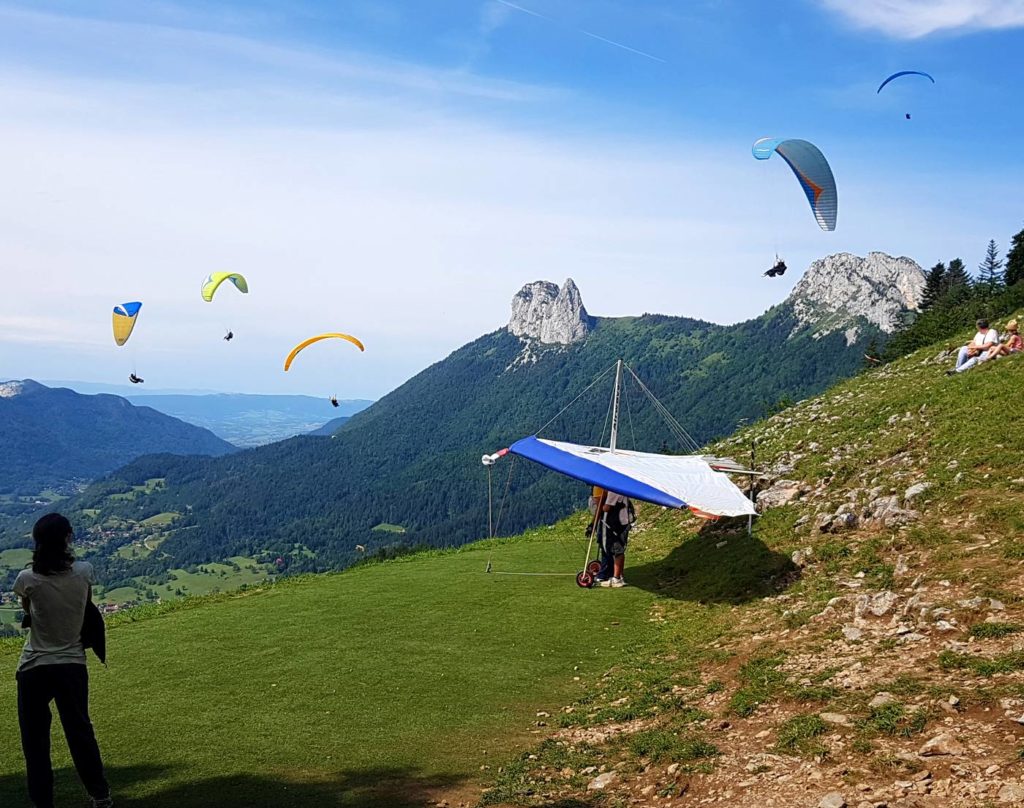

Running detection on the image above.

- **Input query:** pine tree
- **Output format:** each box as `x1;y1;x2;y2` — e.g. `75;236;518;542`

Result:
943;258;972;302
919;262;946;310
1006;226;1024;287
977;239;1005;295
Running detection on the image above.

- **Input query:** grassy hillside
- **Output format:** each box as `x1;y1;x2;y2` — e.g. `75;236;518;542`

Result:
482;312;1024;807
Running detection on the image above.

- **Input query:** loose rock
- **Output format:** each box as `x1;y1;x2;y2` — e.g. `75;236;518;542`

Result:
818;792;846;808
586;771;617;791
919;733;966;757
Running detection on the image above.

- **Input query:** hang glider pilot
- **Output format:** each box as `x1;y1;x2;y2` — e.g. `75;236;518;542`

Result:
589;487;634;588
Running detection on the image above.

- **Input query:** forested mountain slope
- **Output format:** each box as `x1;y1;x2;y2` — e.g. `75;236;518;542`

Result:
0;381;236;495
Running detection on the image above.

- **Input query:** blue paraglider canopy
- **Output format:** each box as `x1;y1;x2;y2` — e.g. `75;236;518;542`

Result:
877;70;935;94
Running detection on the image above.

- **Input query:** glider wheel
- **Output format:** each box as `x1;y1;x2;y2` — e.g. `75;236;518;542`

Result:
576;570;595;589
587;560;602;575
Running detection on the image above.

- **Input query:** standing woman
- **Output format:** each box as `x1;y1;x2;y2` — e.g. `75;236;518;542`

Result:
13;513;112;808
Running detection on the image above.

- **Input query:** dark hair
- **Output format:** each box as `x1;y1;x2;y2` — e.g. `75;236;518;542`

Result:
31;513;75;575
977;319;990;329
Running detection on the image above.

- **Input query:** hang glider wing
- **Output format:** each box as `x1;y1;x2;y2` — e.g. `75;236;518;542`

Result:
508;436;756;518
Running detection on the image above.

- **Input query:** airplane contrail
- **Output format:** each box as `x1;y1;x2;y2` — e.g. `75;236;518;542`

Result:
495;0;667;64
578;29;667;64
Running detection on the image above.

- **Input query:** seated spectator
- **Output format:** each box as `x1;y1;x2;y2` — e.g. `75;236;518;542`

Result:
986;319;1022;359
947;319;999;375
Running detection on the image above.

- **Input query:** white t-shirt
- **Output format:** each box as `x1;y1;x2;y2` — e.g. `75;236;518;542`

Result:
973;329;999;347
13;560;93;672
604;492;632;527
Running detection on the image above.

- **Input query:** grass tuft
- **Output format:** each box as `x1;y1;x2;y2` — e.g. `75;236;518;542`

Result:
969;623;1023;639
627;729;719;763
729;654;787;717
774;714;828;757
939;649;1024;677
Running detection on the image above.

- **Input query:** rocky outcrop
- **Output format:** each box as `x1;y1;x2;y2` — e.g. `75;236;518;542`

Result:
0;380;30;398
788;252;925;343
508;278;593;345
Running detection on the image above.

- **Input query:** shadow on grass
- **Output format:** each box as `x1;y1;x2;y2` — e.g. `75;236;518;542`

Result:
628;521;798;604
0;763;469;808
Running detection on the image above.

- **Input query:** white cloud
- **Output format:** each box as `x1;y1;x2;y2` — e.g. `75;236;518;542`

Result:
821;0;1024;38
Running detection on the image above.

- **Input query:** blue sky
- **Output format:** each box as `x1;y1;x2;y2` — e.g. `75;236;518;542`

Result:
1;0;1022;397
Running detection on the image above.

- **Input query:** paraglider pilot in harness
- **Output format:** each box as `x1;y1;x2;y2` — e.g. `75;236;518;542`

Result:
224;330;234;342
128;373;144;384
330;396;339;408
764;257;787;278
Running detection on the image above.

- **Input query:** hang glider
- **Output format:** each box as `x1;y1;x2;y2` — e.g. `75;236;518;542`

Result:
501;437;755;518
480;360;759;588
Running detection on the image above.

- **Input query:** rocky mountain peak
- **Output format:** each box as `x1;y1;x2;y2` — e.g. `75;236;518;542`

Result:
0;380;34;398
788;252;925;344
508;278;593;345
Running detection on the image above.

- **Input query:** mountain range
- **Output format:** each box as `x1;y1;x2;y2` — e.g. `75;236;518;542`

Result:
44;382;372;446
122;393;370;446
0;381;235;497
24;252;924;579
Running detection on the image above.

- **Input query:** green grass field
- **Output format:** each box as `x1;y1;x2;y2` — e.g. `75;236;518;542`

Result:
140;512;179;527
371;523;407;534
0;548;31;573
107;478;166;502
0;522;721;807
161;559;272;596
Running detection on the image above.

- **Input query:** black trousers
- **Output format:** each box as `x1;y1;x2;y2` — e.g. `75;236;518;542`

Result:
16;663;109;808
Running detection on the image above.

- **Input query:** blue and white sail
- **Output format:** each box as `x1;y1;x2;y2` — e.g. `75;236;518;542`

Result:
506;436;756;517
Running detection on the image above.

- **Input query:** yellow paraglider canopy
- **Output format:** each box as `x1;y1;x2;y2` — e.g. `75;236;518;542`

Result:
112;302;142;346
284;333;365;371
201;272;249;302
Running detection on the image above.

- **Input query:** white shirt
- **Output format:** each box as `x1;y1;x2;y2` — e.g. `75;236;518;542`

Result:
973;329;999;347
13;560;93;672
604;492;632;527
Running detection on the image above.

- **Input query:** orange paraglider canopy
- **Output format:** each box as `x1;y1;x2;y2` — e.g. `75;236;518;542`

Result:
283;333;365;371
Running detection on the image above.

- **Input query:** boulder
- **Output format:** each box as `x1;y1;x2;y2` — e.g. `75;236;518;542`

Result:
757;480;803;509
586;771;617;791
818;792;847;808
792;547;814;567
904;482;932;502
919;733;966;757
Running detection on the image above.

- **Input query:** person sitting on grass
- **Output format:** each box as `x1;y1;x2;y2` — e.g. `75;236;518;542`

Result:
13;514;113;808
985;319;1022;360
947;319;999;375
